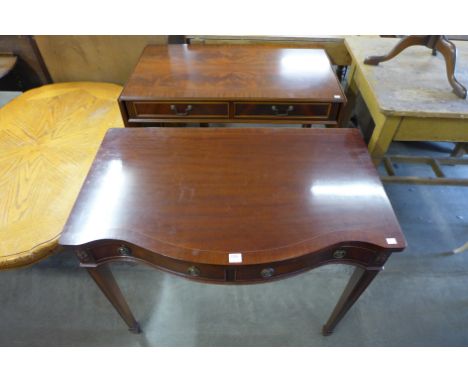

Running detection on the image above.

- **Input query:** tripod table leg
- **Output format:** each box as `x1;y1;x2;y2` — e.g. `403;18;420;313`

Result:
363;35;428;65
436;37;467;99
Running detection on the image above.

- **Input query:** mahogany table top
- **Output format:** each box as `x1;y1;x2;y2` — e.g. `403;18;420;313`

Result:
119;45;345;103
59;128;405;266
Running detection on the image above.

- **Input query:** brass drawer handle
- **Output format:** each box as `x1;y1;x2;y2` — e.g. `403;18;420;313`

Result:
187;265;200;277
333;249;347;259
118;245;132;256
271;105;294;116
170;104;192;116
261;267;275;278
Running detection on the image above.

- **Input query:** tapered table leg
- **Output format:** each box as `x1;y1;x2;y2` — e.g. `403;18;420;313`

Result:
86;265;141;333
322;266;381;336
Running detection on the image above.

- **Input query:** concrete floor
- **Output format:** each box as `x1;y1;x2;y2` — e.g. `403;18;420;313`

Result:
1;92;468;346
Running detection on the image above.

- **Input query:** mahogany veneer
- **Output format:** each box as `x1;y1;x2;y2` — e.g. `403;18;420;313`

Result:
59;128;405;335
119;45;346;126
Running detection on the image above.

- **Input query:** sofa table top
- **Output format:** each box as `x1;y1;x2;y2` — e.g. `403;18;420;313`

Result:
119;45;346;103
59;128;405;265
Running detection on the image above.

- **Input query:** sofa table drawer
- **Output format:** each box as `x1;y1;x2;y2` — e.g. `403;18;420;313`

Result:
127;101;229;119
234;102;332;119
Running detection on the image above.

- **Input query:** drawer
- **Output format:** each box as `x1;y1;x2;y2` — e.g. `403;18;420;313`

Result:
234;102;331;119
235;246;378;282
127;101;229;119
85;242;379;283
88;242;226;281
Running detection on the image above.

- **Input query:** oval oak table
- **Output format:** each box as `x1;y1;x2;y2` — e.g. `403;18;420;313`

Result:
0;82;123;270
59;127;406;335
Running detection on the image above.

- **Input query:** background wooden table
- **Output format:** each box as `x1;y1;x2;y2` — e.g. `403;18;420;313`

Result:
119;45;345;127
341;36;468;167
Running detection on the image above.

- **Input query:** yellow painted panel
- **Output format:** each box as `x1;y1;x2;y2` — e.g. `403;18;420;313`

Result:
394;117;468;142
352;65;386;127
368;117;402;165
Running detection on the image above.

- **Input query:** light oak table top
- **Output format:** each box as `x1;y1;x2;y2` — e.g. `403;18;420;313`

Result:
0;82;123;269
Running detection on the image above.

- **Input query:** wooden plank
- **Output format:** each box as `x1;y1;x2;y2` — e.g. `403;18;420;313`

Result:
437;157;468;165
368;117;402;165
381;176;468;186
388;155;468;165
352;63;387;127
381;155;468;185
388;155;433;164
430;159;446;178
383;157;396;176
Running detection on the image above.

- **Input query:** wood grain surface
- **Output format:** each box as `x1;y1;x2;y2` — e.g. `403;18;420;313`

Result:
60;128;406;266
119;45;346;101
0;82;124;269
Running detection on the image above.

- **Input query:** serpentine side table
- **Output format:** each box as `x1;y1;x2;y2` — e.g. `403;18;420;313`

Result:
59;128;406;335
118;45;346;127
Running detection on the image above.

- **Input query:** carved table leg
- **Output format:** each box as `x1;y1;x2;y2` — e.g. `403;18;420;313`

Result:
364;35;428;65
322;266;381;336
86;265;141;333
435;37;467;99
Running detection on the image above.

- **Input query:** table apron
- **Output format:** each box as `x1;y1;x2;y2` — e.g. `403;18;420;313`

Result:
394;117;468;142
75;243;390;284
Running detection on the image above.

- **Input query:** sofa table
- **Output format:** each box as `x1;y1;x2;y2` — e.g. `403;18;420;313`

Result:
59;127;405;335
118;45;346;127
